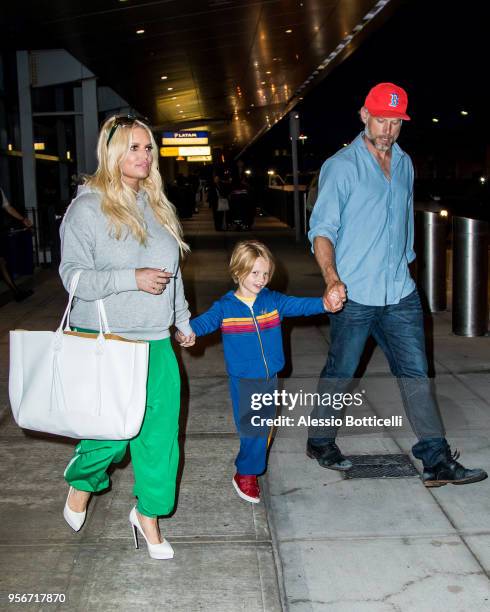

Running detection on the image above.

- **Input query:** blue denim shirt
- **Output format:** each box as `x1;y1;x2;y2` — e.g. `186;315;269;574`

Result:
308;132;416;306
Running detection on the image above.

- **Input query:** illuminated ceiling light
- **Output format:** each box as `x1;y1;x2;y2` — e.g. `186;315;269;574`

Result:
461;110;469;116
432;117;439;123
179;110;183;113
261;81;266;85
343;143;348;147
167;87;174;91
285;29;292;34
479;176;486;184
266;71;271;74
171;96;177;100
250;103;255;107
160;75;168;80
136;29;145;35
245;169;252;175
440;210;448;217
176;104;181;107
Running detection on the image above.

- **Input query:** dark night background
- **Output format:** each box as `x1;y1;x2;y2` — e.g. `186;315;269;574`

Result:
245;0;490;199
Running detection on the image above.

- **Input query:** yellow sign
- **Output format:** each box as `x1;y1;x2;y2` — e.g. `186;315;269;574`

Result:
160;146;211;158
187;155;212;162
160;147;179;157
162;136;209;146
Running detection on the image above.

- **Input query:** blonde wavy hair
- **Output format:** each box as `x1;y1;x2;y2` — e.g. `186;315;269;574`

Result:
85;115;189;254
229;240;275;283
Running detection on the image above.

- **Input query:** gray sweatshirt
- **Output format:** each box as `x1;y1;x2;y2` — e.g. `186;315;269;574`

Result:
59;185;192;340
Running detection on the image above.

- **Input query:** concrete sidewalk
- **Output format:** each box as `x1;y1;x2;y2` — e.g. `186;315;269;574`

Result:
0;207;489;611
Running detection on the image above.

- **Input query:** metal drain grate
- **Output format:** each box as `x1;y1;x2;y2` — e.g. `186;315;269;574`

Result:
343;454;418;480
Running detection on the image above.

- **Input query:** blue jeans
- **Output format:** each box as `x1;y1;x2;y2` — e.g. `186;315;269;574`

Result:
310;289;448;467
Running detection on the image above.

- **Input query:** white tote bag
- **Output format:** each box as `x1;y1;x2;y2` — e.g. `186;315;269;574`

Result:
9;271;149;440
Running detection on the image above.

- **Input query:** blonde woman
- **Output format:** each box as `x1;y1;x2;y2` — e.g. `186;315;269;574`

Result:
59;115;195;559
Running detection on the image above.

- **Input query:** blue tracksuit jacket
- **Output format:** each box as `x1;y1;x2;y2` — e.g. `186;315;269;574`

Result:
190;288;326;379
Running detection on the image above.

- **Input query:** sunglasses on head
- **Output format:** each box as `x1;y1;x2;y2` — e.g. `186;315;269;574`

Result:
106;115;139;145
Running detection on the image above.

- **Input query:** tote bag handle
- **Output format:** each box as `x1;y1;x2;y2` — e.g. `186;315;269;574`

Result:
58;271;111;335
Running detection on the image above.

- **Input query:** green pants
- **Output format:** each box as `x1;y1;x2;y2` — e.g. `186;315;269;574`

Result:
64;335;180;518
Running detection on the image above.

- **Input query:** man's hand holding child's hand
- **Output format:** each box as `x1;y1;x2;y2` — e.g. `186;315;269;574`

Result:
323;280;347;313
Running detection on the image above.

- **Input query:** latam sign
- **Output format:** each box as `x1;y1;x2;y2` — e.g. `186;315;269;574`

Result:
162;131;209;146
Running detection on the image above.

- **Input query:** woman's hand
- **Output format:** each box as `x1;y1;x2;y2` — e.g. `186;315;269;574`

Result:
175;330;196;347
136;268;174;295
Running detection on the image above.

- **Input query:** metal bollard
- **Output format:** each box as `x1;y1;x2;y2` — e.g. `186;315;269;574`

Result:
452;216;489;336
415;210;448;312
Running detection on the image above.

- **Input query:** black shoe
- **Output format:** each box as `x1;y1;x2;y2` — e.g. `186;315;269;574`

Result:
306;441;353;471
422;448;488;487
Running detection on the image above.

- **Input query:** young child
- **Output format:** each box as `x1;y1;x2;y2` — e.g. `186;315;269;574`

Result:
176;240;328;503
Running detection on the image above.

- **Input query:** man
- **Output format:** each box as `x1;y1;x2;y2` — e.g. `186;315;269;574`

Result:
307;83;487;487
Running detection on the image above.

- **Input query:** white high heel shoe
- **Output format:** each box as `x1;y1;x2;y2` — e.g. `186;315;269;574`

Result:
129;507;174;560
63;486;87;531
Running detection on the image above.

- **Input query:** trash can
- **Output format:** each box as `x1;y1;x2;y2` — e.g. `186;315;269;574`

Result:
415;210;448;312
452;216;489;336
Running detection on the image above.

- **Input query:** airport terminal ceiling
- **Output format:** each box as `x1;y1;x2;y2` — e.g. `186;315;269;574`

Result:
2;0;400;151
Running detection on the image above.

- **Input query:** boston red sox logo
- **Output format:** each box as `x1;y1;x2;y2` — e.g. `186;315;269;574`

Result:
389;93;399;108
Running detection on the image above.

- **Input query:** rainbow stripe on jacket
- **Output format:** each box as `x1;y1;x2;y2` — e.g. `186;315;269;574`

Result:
221;309;281;335
191;288;326;379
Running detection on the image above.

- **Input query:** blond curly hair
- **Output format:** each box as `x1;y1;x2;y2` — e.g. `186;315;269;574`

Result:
85;115;189;254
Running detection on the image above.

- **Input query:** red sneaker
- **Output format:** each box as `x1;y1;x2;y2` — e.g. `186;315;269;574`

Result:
232;473;260;503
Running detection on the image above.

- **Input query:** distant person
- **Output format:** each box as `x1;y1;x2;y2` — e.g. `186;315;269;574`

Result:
207;174;228;231
307;82;487;487
181;241;328;503
174;174;194;219
229;175;252;230
59;115;194;560
0;187;33;302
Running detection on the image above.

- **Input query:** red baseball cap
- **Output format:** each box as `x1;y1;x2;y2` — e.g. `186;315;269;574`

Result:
364;82;410;120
